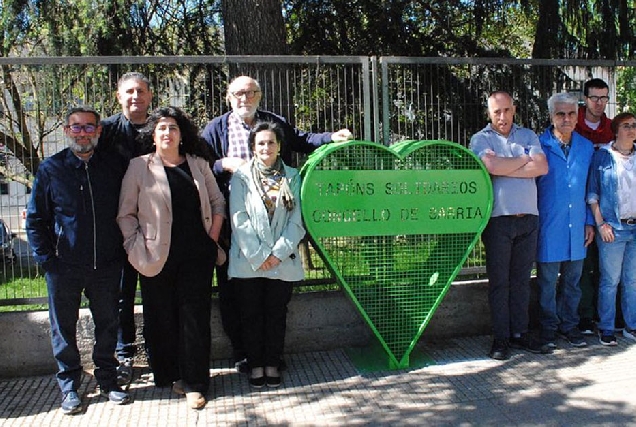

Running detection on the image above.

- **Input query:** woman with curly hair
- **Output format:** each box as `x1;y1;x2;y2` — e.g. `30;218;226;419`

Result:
117;106;225;409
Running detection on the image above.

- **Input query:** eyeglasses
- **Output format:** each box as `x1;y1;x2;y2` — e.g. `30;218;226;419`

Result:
230;90;260;99
587;95;610;103
619;123;636;130
66;124;97;134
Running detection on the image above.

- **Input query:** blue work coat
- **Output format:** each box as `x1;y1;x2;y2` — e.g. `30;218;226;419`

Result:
536;128;594;263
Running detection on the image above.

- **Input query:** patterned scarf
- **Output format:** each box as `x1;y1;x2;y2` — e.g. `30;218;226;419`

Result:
251;157;295;219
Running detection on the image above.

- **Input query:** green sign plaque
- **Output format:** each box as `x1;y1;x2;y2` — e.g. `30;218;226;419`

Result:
300;140;492;370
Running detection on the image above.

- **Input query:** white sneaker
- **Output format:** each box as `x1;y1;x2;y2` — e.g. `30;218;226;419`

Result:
623;328;636;342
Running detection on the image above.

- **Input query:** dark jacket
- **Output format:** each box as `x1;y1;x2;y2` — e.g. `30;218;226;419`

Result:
98;112;146;168
26;148;126;271
201;110;333;195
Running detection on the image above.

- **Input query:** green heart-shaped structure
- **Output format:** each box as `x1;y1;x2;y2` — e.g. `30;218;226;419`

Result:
300;140;492;369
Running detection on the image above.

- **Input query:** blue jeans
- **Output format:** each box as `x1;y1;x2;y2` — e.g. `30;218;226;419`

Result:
596;225;636;334
481;215;538;340
537;260;584;333
46;261;122;395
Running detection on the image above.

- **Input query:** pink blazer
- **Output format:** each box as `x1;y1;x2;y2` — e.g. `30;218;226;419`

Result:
117;152;225;277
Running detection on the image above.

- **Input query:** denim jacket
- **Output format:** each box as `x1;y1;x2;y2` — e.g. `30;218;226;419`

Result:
587;144;625;229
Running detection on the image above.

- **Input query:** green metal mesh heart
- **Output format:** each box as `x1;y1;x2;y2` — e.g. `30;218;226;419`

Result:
300;140;492;369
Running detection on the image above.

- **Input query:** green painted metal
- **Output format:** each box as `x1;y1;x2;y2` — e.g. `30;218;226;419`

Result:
300;140;492;370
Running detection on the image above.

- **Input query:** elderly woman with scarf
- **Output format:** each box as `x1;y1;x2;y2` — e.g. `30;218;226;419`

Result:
228;121;305;388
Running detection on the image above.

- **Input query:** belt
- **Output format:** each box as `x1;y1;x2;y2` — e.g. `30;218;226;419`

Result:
505;214;527;218
621;218;636;225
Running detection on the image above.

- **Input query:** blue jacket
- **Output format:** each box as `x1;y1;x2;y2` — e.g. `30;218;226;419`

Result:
587;144;628;230
536;128;594;262
26;148;126;271
201;110;333;196
228;160;305;282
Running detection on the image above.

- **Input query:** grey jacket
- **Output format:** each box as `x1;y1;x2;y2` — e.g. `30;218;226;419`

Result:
228;159;305;281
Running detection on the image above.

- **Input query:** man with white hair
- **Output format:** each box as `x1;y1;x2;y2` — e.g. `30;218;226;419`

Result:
536;92;595;349
201;75;352;372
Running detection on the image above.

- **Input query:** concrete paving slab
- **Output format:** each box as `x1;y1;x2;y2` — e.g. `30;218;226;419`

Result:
1;334;635;426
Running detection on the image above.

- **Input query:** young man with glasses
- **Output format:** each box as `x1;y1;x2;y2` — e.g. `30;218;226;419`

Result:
201;75;352;373
576;78;613;149
574;78;618;337
26;107;131;414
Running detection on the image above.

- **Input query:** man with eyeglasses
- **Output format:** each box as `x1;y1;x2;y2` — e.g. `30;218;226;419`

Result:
574;78;617;337
576;78;613;149
98;72;153;387
26;107;131;414
201;75;353;373
536;93;595;350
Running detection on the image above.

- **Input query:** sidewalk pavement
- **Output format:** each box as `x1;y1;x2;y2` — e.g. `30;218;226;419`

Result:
1;334;635;426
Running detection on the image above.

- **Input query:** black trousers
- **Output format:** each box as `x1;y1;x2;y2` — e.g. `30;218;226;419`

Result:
140;251;215;393
235;277;294;368
217;260;246;360
117;260;138;360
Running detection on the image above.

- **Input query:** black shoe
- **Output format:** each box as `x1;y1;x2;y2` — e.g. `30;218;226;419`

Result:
235;358;249;374
100;386;131;405
116;358;134;386
559;328;587;347
509;333;552;354
488;339;509;360
266;375;281;388
61;391;82;415
599;332;618;346
540;330;557;349
578;318;595;336
249;376;266;388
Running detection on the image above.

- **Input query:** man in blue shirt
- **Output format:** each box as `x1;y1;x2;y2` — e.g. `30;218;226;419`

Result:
470;91;550;360
536;92;595;349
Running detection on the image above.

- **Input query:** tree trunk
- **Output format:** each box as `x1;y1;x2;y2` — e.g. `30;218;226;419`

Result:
222;0;288;56
531;0;561;59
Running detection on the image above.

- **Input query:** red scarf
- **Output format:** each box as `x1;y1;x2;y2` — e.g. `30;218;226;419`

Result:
575;106;613;148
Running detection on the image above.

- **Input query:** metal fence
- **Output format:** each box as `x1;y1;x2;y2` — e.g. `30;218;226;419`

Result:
1;55;634;306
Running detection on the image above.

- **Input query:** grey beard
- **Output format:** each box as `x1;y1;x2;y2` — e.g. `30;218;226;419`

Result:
67;136;99;154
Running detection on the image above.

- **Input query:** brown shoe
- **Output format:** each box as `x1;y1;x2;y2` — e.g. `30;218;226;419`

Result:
186;392;206;409
172;380;185;395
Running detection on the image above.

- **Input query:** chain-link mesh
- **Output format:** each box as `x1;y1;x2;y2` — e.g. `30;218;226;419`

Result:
301;140;492;368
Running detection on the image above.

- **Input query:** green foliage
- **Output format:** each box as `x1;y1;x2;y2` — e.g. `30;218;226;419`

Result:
617;66;636;112
0;0;224;185
285;0;537;57
0;265;46;311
